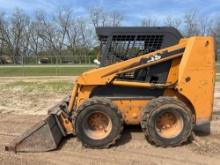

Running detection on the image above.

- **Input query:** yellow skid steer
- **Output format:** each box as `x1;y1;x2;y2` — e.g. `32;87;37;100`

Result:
5;36;215;152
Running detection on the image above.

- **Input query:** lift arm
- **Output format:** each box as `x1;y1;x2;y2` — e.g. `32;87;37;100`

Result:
76;41;187;86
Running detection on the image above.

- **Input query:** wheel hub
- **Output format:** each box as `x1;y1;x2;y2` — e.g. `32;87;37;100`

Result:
84;112;112;140
155;111;183;138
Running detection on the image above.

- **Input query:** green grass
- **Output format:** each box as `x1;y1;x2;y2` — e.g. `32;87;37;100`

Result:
216;64;220;73
0;64;219;77
0;66;94;76
216;75;220;82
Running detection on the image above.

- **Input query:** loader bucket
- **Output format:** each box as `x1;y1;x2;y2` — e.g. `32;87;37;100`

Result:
5;114;65;152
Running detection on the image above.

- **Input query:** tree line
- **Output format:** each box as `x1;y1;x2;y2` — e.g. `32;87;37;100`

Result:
0;7;123;64
0;7;219;64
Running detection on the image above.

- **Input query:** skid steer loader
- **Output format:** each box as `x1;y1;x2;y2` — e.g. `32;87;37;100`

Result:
5;27;215;152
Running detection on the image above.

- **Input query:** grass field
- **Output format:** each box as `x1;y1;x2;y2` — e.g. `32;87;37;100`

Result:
0;64;219;77
0;66;94;76
217;64;220;73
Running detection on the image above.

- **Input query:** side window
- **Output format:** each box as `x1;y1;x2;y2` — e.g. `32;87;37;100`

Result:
117;60;172;84
117;67;150;82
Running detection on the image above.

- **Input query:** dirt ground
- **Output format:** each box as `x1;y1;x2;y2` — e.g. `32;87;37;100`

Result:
1;77;220;165
0;76;74;115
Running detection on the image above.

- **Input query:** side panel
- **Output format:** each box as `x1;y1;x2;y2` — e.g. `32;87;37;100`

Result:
91;85;164;98
76;86;152;125
113;99;150;125
76;86;96;108
177;37;215;125
91;86;163;125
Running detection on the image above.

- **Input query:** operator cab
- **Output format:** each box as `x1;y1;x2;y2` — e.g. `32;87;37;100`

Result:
96;27;183;83
96;26;182;66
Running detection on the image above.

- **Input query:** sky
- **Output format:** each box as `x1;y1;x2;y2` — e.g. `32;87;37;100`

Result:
0;0;219;25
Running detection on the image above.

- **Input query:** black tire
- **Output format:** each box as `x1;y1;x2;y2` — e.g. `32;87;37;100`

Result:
74;97;124;148
141;97;193;147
